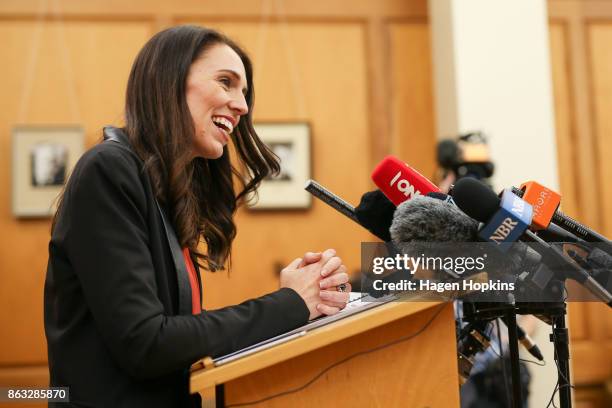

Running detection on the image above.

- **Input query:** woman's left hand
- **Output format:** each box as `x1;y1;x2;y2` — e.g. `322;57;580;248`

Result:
299;250;351;314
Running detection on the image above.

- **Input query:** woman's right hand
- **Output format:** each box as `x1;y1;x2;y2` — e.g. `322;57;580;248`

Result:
280;249;349;320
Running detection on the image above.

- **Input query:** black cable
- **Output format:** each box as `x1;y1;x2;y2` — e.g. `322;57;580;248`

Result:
557;384;573;407
546;381;574;408
487;340;546;367
546;381;559;408
519;358;546;367
226;304;447;407
551;322;575;408
546;329;575;408
553;348;575;390
547;382;573;408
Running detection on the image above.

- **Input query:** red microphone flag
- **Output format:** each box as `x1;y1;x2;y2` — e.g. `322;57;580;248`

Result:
371;156;440;206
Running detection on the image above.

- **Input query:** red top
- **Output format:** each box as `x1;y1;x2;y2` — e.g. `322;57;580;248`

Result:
182;248;202;314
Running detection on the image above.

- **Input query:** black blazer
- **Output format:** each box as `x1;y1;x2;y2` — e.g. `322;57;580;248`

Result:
44;127;309;407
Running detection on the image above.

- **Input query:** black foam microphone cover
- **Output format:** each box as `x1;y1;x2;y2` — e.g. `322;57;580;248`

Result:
354;189;395;242
451;177;500;222
392;195;534;278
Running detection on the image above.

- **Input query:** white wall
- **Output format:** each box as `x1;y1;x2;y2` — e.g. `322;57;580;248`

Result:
429;0;559;192
428;1;561;406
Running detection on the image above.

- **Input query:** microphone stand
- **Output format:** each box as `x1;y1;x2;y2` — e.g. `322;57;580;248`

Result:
461;297;572;408
552;309;572;407
504;307;523;408
461;302;526;408
515;301;572;408
456;239;608;408
507;237;612;407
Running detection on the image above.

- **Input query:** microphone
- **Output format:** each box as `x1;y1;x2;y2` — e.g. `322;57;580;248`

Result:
354;190;395;242
391;195;545;361
422;194;546;362
453;178;584;245
452;178;612;306
451;179;533;248
389;195;527;280
426;191;546;281
303;180;396;242
457;318;544;381
372;156;440;206
511;181;611;246
515;181;561;230
304;179;359;224
502;317;544;361
359;156;442;240
428;191;580;243
535;222;584;244
389;195;478;244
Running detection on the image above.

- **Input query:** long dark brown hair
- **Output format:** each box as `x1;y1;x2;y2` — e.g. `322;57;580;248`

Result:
123;25;279;271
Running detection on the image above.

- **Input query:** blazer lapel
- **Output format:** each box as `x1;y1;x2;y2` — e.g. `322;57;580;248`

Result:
103;126;193;316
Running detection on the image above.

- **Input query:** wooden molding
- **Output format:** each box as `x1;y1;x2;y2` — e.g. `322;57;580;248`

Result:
0;0;428;20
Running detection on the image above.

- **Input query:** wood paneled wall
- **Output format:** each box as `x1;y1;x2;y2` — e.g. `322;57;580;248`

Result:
548;1;612;406
0;21;152;367
0;1;610;406
389;22;437;181
0;0;435;395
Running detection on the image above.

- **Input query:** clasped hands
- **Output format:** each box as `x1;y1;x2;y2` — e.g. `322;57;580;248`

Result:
280;249;351;320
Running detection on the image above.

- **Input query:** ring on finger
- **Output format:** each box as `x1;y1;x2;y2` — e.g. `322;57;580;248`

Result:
337;283;347;292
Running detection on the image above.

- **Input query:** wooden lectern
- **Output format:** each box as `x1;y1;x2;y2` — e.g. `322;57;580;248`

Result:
190;302;460;407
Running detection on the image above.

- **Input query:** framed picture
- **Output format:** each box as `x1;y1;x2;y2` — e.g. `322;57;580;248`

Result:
249;122;312;210
12;126;85;217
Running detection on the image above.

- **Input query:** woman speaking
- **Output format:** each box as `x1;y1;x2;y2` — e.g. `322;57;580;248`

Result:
44;25;350;407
